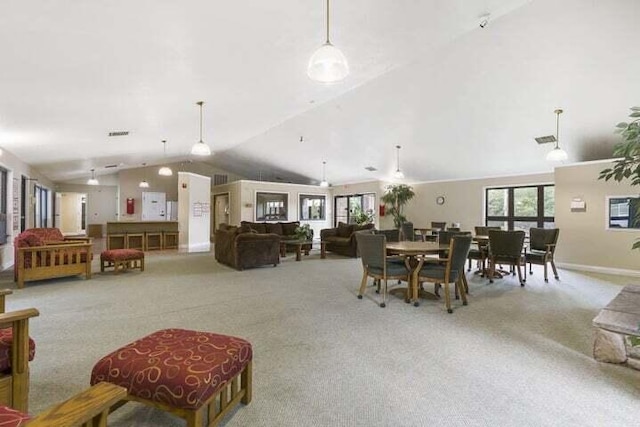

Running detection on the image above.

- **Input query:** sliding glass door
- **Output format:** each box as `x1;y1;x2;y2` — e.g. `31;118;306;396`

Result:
333;193;376;226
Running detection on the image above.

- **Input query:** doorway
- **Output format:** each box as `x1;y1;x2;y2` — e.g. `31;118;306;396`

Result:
333;193;376;226
57;192;87;235
213;193;230;238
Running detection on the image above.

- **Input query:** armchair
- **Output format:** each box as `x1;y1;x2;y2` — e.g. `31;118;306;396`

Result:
487;230;526;286
320;222;374;257
525;228;560;282
214;225;280;270
0;290;39;412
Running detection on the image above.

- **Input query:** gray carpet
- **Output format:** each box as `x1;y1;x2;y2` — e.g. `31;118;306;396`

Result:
3;248;639;426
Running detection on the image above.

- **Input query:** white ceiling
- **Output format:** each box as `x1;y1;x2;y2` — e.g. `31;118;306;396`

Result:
1;0;638;185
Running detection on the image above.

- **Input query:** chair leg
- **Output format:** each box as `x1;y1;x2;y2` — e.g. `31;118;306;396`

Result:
357;271;368;299
489;259;495;283
457;278;468;306
516;261;524;286
434;283;441;298
461;271;469;294
543;262;549;282
467;258;472;272
443;282;452;313
551;260;559;280
380;279;388;308
529;262;533;275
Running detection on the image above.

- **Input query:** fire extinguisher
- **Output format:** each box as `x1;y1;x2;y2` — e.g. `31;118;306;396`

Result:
126;198;135;214
379;204;385;217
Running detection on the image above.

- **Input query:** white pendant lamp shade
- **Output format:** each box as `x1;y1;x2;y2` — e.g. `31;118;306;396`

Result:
308;0;349;84
87;169;99;186
320;161;329;187
546;109;568;162
158;140;173;176
139;163;150;188
308;43;349;83
393;145;404;179
191;101;212;156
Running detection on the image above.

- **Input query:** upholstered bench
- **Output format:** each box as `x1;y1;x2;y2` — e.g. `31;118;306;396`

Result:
0;405;30;426
90;328;253;427
100;249;144;273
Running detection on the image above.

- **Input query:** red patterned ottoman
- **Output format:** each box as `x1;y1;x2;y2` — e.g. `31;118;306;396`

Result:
0;406;30;426
90;328;252;427
100;249;144;273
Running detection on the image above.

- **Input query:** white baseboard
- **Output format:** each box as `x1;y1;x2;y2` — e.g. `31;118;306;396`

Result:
557;262;640;277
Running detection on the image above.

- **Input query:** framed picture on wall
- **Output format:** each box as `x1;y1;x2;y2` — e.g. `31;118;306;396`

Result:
299;194;326;221
255;192;288;221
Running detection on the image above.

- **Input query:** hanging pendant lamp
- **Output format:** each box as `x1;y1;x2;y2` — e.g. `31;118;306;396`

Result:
87;168;99;186
394;145;404;179
191;101;212;156
320;161;329;187
546;109;568;162
308;0;349;83
139;163;150;188
158;140;173;176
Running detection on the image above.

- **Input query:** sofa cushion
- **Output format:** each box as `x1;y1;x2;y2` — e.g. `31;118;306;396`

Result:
238;223;253;234
14;232;43;248
324;236;351;246
0;406;30;426
337;222;353;238
280;222;299;236
251;223;267;234
266;223;283;235
0;328;36;374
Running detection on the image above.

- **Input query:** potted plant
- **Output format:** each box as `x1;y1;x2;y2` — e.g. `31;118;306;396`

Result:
599;106;640;249
381;184;415;229
352;206;374;225
294;223;313;241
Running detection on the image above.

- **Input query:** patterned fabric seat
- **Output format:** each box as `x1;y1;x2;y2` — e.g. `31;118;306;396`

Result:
100;249;144;273
91;329;252;426
0;406;30;426
0;329;35;374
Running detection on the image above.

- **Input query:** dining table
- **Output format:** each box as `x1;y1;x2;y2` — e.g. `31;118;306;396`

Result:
385;241;449;306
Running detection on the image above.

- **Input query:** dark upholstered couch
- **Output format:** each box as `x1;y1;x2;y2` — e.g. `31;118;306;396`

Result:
320;222;375;257
241;221;313;254
214;224;281;270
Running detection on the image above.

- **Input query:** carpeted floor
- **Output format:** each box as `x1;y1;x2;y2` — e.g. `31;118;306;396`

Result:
3;247;639;426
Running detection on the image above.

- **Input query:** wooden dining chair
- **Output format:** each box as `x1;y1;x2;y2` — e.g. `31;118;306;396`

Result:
525;228;560;282
413;235;472;313
487;230;526;286
355;233;410;308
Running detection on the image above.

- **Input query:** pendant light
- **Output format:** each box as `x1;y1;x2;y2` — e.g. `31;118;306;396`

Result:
320;161;329;187
139;163;150;188
191;101;212;156
546;109;568;162
87;168;99;186
307;0;349;83
393;145;405;179
158;140;173;176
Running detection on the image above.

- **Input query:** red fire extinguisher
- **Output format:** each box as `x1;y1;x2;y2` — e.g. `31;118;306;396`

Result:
379;204;385;217
126;198;135;214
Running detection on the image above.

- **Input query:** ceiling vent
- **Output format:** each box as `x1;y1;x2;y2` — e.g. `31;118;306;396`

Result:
108;131;129;137
104;164;118;169
364;166;377;171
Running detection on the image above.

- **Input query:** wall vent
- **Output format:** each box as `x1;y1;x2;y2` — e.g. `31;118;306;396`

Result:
108;131;129;137
213;174;228;186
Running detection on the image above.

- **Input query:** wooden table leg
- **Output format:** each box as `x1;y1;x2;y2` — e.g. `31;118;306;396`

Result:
320;242;326;259
295;245;302;261
280;242;286;257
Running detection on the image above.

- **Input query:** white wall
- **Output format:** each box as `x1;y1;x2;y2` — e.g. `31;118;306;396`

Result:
178;172;211;252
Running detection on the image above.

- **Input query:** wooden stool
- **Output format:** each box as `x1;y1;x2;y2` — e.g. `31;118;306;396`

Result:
125;233;144;251
90;328;252;427
145;232;163;251
100;249;144;273
162;231;178;249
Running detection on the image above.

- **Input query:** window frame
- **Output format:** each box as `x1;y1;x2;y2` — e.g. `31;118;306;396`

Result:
485;184;555;231
298;193;326;221
605;195;640;231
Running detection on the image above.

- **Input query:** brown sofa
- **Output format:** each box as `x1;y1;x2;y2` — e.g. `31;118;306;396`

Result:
214;224;281;270
241;221;313;254
320;222;375;257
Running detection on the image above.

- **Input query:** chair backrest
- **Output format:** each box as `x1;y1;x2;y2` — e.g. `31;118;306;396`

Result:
488;230;525;257
446;227;460;232
529;228;559;252
431;221;447;231
438;230;471;245
401;222;414;241
448;235;473;272
474;226;501;236
375;229;399;242
355;232;386;270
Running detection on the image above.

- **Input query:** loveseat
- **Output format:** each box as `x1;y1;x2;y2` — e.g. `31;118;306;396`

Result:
320;222;375;257
214;224;281;270
14;228;93;288
241;221;313;255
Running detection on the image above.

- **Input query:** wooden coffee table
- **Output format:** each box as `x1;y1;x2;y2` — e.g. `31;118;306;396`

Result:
280;239;313;261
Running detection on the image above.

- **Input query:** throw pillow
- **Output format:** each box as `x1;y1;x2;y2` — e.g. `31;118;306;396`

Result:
266;223;283;235
337;222;353;238
280;222;299;236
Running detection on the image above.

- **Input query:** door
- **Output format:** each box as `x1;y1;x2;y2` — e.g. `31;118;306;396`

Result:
213;193;230;234
142;192;166;220
333;193;376;226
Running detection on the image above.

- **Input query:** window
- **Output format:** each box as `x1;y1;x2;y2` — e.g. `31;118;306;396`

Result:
255;192;288;221
485;184;554;233
607;196;640;229
33;184;50;228
334;193;376;225
299;194;326;221
0;168;6;244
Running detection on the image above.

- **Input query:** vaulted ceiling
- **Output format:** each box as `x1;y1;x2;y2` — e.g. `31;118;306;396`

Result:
1;0;638;185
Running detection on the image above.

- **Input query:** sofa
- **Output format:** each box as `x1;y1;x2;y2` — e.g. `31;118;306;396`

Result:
241;221;313;254
214;224;281;270
320;222;375;257
14;228;93;288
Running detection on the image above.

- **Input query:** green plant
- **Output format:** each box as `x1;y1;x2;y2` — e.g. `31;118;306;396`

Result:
381;184;415;228
294;223;313;240
599;106;640;248
352;206;374;225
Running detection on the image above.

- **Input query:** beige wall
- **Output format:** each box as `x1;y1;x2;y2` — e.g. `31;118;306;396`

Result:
54;184;118;234
555;160;640;273
404;173;554;231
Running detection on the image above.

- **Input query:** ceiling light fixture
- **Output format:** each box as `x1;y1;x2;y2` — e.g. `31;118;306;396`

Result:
394;145;405;179
307;0;349;84
535;109;568;162
87;168;99;186
320;161;329;187
158;140;173;176
139;163;150;188
191;101;212;156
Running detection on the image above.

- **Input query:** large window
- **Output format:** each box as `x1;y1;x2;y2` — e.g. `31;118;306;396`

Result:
485;184;554;233
255;192;288;221
0;168;6;244
299;194;326;221
607;196;640;229
33;184;50;228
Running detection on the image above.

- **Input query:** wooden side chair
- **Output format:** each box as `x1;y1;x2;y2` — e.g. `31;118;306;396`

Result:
487;230;526;286
0;290;39;413
355;233;410;308
413;235;472;313
525;228;560;282
400;222;415;241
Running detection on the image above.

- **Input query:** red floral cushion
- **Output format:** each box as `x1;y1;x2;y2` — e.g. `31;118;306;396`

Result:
0;329;36;374
100;249;144;262
0;406;30;426
29;228;64;242
90;329;252;410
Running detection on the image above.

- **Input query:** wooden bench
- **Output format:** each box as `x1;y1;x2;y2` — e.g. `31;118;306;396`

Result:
592;284;640;370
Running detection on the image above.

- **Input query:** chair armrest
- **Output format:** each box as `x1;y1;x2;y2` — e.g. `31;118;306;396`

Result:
0;308;40;326
63;236;92;243
0;290;12;314
28;382;127;427
320;228;338;240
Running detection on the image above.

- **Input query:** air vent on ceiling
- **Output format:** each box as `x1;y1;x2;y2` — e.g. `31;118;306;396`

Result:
535;135;556;144
364;166;377;171
104;164;118;169
213;174;228;186
108;131;129;137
